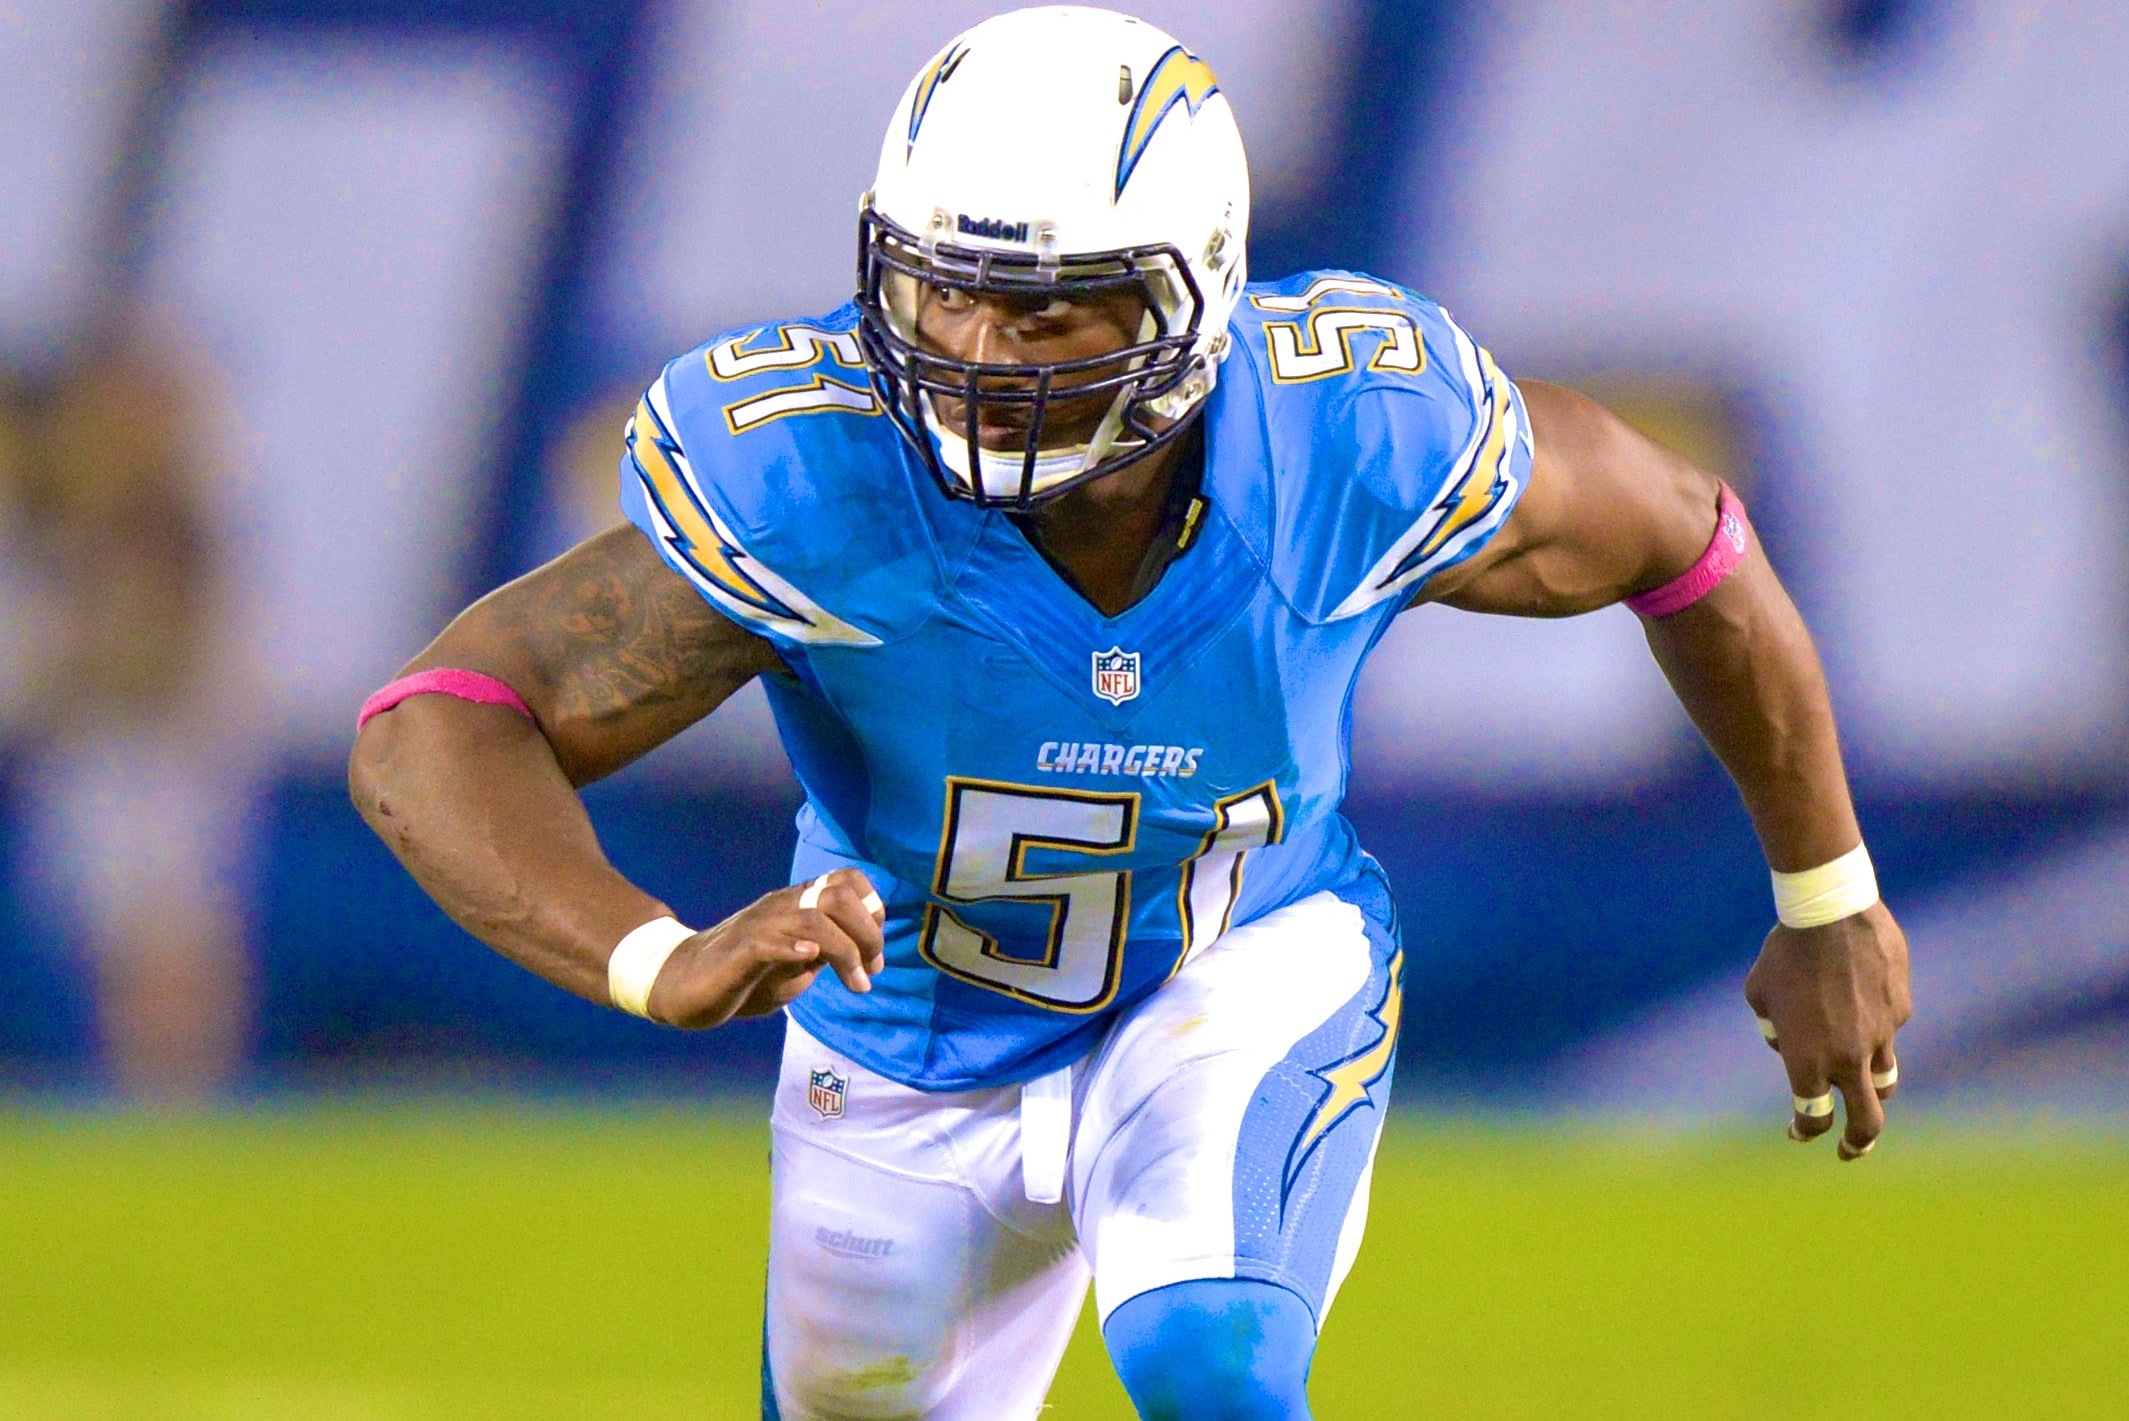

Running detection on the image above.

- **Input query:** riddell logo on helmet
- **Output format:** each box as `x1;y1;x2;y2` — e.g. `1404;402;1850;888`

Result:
957;214;1030;243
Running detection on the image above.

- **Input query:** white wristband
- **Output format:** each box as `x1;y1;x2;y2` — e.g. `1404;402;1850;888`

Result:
607;915;695;1019
1771;843;1879;929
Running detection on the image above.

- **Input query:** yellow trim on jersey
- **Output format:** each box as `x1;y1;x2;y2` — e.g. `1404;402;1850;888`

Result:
1405;348;1513;567
1327;312;1526;620
705;324;865;382
1170;781;1285;980
628;382;882;647
720;375;879;434
630;397;789;614
920;777;1140;1014
1248;277;1403;312
1261;306;1425;384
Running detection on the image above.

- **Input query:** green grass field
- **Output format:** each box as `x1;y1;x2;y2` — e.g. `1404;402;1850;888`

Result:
0;1103;2122;1419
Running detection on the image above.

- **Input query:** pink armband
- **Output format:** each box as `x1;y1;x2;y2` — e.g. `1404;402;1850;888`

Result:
1625;483;1752;618
357;668;534;730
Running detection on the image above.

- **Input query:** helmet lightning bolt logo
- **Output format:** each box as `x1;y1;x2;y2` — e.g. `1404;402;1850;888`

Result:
1115;45;1219;198
906;41;969;155
1284;951;1402;1202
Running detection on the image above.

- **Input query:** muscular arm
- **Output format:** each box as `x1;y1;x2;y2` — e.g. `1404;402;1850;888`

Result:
347;526;785;1005
1424;380;1857;869
1424;381;1910;1155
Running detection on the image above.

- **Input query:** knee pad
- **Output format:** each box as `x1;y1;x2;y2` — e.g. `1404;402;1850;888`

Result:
1102;1278;1316;1421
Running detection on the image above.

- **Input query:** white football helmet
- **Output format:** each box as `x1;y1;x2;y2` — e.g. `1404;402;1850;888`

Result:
856;6;1250;506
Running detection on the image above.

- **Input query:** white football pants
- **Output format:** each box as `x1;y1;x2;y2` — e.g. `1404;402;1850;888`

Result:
763;889;1401;1421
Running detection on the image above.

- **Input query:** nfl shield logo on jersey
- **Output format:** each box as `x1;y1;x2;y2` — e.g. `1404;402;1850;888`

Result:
1092;646;1141;706
808;1067;847;1120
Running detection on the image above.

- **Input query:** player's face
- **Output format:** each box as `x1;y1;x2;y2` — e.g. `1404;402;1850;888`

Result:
912;282;1146;450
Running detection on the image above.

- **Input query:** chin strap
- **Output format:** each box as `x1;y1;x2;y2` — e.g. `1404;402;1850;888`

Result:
923;398;1143;502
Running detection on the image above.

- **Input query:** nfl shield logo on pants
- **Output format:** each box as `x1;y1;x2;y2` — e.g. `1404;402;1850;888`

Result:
808;1067;847;1120
1092;646;1141;706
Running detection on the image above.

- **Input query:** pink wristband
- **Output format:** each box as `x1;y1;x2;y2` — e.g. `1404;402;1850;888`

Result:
357;668;534;730
1625;483;1752;618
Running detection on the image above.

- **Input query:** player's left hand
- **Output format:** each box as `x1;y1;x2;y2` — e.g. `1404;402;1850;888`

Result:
1743;902;1912;1161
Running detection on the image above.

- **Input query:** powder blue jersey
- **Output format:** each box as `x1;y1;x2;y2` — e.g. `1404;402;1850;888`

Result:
619;271;1531;1091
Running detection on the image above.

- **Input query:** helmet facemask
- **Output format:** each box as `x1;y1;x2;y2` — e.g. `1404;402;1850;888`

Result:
856;204;1212;509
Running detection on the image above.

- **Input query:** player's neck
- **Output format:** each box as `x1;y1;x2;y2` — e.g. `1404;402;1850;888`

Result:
1015;431;1200;618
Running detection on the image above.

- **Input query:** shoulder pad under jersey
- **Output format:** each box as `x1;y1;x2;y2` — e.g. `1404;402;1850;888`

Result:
618;305;945;648
1219;270;1532;623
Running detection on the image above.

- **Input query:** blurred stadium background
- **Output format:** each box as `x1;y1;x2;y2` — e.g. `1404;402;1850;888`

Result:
2;0;2125;1415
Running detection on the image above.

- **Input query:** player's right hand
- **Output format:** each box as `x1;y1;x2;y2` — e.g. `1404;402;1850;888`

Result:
645;869;887;1029
1744;901;1912;1161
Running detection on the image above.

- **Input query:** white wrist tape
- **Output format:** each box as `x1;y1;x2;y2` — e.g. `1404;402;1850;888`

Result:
1771;843;1879;929
607;915;695;1019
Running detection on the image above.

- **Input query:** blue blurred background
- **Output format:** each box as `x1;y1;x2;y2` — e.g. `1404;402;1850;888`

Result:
2;0;2124;1114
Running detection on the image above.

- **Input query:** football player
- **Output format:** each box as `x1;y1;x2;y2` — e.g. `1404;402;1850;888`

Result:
350;8;1912;1418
